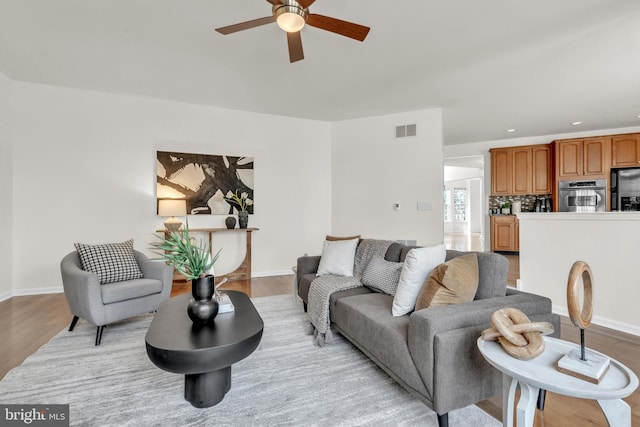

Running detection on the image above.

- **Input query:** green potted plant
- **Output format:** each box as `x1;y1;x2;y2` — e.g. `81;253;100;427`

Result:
502;202;511;215
151;225;222;323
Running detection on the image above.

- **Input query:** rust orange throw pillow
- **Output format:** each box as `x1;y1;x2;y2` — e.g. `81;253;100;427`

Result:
415;254;479;310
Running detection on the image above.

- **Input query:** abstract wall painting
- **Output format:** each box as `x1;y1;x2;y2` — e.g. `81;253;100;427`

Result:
156;151;254;215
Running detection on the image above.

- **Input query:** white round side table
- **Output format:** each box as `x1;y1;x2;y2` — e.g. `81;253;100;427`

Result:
477;336;638;427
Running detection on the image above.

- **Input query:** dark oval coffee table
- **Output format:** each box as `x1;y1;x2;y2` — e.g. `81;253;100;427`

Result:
145;290;263;408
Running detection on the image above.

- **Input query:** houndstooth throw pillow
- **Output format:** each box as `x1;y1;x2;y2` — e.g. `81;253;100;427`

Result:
361;256;403;295
74;239;143;285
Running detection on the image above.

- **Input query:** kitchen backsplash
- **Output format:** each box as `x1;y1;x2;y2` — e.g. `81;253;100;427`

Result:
489;195;551;213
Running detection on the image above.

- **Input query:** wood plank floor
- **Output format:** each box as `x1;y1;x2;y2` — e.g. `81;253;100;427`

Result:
1;276;638;426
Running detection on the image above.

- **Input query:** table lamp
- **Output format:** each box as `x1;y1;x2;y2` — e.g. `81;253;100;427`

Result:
158;199;187;231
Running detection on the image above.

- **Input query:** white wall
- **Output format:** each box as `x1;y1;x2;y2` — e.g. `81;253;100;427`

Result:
331;109;444;246
518;213;640;336
0;72;12;299
8;81;332;295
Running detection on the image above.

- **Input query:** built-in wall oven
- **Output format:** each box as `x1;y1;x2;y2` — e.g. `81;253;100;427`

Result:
558;179;607;212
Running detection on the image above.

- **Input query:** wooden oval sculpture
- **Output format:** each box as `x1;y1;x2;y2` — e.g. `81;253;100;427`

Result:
567;261;593;330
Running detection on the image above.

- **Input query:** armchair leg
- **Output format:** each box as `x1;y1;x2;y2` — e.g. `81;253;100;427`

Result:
303;302;307;312
68;315;79;332
537;389;547;411
95;325;105;346
437;412;448;427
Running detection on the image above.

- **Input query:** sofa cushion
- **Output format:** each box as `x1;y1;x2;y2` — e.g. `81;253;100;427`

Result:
361;256;403;295
100;278;163;304
332;293;430;398
74;239;143;285
317;238;359;277
392;244;446;316
445;250;508;299
415;254;479;310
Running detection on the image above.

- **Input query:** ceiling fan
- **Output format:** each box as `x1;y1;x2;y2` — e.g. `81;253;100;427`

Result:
215;0;370;63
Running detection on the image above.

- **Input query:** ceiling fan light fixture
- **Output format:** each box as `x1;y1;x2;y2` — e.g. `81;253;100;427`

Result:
274;5;307;33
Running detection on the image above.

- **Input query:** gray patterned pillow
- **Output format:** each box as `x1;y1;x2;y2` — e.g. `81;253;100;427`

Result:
362;256;403;295
74;239;143;285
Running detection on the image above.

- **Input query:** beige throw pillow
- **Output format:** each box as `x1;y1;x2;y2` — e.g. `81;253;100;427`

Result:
415;254;479;310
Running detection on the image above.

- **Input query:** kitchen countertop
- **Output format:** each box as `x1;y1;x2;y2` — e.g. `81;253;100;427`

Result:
517;211;640;220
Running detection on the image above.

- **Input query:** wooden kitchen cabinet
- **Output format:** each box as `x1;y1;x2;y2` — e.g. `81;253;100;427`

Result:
532;145;552;194
491;148;511;195
490;144;551;196
491;215;519;252
555;137;610;178
611;134;640;167
511;147;532;194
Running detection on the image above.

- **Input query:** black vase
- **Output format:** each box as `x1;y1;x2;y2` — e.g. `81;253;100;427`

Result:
238;211;249;229
187;275;219;323
225;216;236;229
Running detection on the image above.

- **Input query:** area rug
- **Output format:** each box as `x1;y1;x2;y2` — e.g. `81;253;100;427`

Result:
0;294;500;426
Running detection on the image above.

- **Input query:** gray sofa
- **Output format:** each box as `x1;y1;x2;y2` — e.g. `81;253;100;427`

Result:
297;242;560;427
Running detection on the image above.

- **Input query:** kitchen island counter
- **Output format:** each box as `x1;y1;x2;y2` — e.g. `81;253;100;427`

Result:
517;212;640;337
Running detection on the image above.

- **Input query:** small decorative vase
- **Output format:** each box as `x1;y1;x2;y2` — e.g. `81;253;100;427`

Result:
187;275;219;323
238;211;249;229
225;216;236;229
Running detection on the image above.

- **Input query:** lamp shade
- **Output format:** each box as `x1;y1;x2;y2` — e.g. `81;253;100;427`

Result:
158;199;187;217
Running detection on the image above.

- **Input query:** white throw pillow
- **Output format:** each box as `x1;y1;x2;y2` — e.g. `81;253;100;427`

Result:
316;238;359;277
392;244;446;316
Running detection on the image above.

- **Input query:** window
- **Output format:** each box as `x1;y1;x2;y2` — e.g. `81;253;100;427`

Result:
453;188;467;222
444;187;467;222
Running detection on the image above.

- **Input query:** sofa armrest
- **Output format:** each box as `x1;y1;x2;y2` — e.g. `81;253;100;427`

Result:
407;291;560;414
60;252;105;325
296;255;321;288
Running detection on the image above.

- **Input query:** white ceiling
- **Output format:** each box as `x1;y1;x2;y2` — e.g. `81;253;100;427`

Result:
1;0;639;144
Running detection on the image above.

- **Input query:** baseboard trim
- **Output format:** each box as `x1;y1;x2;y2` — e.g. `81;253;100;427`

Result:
553;304;640;337
0;286;64;302
252;269;294;278
1;272;295;301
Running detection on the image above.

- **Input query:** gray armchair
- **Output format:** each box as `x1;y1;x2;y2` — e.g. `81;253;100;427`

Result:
60;250;173;345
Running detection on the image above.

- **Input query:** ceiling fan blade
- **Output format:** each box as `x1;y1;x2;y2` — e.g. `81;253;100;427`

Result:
287;31;304;63
297;0;317;7
215;16;275;35
265;0;281;4
306;14;370;41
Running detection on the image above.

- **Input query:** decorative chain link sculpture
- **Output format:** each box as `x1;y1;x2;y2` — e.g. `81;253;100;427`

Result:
481;308;555;360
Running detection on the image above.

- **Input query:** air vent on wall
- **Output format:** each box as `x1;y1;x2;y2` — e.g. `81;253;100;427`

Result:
395;124;417;139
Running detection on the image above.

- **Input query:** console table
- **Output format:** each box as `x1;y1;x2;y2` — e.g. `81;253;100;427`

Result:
157;227;259;282
478;336;638;427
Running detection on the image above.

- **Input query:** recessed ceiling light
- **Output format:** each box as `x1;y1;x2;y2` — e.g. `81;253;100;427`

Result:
571;121;583;126
507;129;516;133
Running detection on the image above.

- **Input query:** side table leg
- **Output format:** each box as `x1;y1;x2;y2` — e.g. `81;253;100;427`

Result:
597;398;630;427
184;367;232;408
503;374;518;427
516;383;539;427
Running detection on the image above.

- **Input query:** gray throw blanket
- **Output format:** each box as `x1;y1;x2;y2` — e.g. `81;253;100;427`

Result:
307;239;395;346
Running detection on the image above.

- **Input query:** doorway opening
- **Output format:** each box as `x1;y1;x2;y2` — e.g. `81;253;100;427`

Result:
444;155;485;252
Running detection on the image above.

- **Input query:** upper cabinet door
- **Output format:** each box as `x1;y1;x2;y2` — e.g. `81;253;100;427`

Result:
583;137;609;176
511;147;532;195
557;140;582;178
612;134;640;167
491;149;511;195
532;145;552;194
